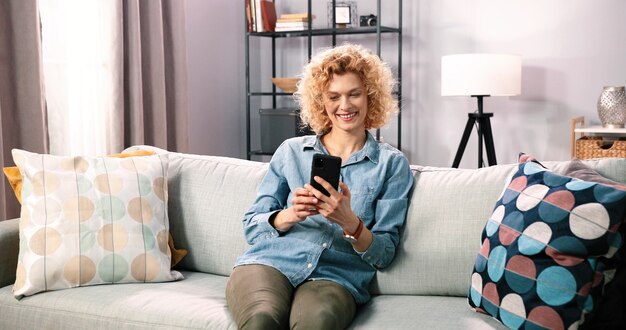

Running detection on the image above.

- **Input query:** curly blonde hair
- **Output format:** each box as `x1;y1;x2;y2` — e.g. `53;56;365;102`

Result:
293;43;398;135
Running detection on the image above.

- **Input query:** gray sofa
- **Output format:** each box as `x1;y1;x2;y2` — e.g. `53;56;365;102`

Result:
1;146;625;329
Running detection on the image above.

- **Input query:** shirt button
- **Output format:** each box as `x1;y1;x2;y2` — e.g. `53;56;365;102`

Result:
307;263;313;269
322;243;328;248
367;256;372;260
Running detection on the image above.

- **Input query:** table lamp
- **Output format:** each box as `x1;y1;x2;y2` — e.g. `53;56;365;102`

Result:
441;53;521;168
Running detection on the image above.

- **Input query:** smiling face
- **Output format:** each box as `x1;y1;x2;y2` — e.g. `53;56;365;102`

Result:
323;72;368;135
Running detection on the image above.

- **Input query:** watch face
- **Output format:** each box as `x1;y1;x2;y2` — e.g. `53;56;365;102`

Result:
335;6;350;24
343;235;357;244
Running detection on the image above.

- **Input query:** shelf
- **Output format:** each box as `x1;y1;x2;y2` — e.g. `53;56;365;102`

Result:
574;126;626;134
249;26;401;38
245;0;403;160
571;116;626;158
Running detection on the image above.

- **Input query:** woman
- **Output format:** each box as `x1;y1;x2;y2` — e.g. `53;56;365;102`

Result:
226;43;414;329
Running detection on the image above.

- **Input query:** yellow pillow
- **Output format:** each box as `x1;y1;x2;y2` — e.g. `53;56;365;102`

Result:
3;149;188;268
3;166;22;203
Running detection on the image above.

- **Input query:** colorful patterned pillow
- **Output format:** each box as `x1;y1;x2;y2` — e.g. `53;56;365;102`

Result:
469;160;626;329
3;149;188;268
12;149;183;299
561;159;626;327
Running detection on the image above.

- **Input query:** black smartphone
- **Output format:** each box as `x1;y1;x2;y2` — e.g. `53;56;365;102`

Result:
310;154;342;197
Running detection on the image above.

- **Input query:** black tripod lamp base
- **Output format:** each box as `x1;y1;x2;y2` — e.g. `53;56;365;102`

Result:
451;95;498;168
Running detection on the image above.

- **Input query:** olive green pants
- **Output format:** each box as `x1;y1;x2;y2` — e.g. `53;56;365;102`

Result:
226;264;357;330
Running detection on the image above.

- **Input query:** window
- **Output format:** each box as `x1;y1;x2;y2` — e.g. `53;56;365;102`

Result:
39;0;121;156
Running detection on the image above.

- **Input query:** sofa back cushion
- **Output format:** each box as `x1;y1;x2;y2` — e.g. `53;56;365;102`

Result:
370;164;518;296
370;158;626;297
125;146;267;276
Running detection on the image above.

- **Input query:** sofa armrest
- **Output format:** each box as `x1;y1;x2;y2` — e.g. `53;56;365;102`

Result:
0;218;19;288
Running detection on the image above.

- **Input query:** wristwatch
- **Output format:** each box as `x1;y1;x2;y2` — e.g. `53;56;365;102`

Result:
343;219;364;244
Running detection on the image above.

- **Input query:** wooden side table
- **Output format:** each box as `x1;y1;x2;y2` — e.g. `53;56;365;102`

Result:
571;116;626;159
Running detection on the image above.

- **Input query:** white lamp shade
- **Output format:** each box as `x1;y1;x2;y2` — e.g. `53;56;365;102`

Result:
441;53;521;96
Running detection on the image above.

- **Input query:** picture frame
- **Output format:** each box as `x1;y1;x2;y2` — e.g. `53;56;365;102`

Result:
335;5;351;24
327;1;358;28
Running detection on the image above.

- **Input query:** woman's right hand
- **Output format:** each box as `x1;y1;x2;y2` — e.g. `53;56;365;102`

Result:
271;188;319;231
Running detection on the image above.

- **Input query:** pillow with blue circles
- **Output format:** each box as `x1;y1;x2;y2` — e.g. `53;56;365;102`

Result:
468;156;626;329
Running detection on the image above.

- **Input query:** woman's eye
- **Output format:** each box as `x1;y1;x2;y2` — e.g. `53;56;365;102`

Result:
328;96;339;101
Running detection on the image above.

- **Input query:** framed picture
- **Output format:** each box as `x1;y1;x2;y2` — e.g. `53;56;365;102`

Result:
327;1;358;28
335;5;351;24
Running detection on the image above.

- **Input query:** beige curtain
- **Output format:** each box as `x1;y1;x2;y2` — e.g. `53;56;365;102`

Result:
122;0;189;152
0;0;49;220
0;0;188;220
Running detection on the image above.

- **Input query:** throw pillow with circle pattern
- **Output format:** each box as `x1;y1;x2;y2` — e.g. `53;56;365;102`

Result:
468;157;626;329
12;149;183;299
562;159;626;329
3;149;188;268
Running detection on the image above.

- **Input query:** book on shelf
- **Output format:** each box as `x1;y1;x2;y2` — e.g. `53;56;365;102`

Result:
277;17;310;23
280;13;316;20
254;0;264;32
275;26;309;32
245;0;253;32
260;0;277;32
247;5;317;33
276;21;309;28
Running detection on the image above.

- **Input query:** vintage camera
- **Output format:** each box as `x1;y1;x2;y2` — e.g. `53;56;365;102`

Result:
359;14;377;27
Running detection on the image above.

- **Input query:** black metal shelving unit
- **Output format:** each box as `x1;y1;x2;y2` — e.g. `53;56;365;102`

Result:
245;0;403;159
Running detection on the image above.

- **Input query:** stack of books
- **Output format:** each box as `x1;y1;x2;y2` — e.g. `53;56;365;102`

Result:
246;0;277;32
275;13;315;32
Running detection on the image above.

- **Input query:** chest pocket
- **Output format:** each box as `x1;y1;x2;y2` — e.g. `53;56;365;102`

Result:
349;181;375;222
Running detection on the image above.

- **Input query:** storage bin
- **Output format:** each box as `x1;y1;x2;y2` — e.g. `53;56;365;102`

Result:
575;136;626;159
259;108;312;153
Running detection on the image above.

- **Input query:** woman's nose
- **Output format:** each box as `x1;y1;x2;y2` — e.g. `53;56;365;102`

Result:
340;96;350;110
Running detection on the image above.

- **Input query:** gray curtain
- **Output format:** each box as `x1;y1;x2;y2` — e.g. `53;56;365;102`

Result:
122;0;189;152
0;0;49;220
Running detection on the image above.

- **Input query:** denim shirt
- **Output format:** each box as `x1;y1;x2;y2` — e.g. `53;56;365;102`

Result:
234;132;414;304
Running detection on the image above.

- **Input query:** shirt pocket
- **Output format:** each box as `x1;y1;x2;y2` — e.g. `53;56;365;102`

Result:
349;182;375;222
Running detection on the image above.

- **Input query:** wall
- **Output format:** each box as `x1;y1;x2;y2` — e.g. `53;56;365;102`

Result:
186;0;626;167
186;0;246;158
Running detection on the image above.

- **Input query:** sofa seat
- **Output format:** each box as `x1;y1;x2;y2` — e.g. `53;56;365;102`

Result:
353;295;504;329
0;271;236;330
0;268;503;330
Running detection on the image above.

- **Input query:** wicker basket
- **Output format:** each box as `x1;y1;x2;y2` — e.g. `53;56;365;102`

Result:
575;136;626;159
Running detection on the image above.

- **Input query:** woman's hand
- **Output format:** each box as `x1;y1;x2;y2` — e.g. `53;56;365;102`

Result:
304;177;373;252
305;176;360;234
271;188;319;231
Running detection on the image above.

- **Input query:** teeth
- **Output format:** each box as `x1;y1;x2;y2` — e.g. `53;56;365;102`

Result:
338;113;356;119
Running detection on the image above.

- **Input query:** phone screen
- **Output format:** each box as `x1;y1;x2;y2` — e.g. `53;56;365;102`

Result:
310;154;342;196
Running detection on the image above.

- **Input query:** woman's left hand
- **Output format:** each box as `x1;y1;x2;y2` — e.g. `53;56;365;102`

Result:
305;176;360;234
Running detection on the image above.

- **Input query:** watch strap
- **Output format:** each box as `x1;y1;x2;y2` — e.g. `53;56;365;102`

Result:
343;218;364;242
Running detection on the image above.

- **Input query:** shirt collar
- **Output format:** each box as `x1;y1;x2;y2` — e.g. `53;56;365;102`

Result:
302;131;379;165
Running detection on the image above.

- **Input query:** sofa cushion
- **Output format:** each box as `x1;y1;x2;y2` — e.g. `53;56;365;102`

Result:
12;149;183;298
0;271;236;330
549;158;626;185
124;146;267;276
563;159;626;191
0;270;503;330
468;160;626;329
370;158;626;297
371;164;518;296
352;295;505;329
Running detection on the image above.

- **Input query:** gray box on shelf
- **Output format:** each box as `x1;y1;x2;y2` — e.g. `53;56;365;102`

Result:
259;108;312;153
